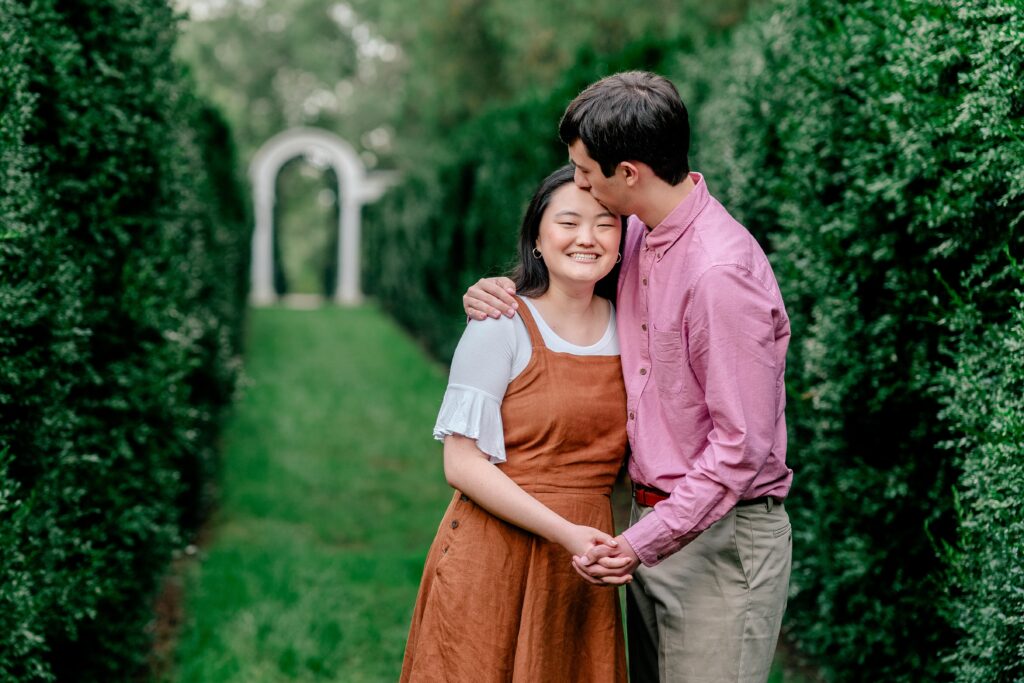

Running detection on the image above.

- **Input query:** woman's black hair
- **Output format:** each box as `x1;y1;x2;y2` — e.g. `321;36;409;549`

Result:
509;164;623;301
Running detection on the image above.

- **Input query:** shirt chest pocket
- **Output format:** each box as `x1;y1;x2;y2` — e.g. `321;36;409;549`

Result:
650;326;685;396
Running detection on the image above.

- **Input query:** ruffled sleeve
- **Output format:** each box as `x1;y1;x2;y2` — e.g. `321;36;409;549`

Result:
433;383;506;463
431;314;526;465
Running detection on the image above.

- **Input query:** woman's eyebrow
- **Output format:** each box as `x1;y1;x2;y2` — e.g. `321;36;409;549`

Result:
553;210;616;220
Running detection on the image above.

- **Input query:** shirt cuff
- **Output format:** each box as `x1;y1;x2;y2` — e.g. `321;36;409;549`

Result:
433;384;506;464
621;506;692;567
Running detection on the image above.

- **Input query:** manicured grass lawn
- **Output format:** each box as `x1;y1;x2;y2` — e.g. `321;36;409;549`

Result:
170;306;452;682
168;305;809;681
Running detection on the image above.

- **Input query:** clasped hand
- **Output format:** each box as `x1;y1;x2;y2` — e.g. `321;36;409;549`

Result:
561;526;640;586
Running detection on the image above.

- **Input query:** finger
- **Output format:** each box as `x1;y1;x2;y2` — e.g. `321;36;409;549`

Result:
579;563;632;580
465;288;514;319
591;531;619;548
571;560;606;585
485;277;516;293
477;280;518;315
584;544;618;563
574;560;631;586
463;293;504;319
595;555;633;569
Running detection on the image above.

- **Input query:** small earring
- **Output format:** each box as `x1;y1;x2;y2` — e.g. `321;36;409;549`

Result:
616;253;622;263
532;247;542;260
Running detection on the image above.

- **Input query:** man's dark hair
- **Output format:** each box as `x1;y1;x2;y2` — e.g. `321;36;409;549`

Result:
559;71;690;184
510;165;622;301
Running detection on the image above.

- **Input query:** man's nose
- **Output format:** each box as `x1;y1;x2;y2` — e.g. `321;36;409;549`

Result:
574;168;590;189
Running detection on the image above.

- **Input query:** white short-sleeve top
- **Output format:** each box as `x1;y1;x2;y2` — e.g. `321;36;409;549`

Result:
433;296;620;463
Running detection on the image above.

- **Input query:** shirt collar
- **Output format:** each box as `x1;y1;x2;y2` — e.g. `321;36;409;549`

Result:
643;172;708;254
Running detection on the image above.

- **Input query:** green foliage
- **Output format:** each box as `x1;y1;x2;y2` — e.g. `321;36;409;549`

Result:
0;0;248;679
693;0;1024;679
177;0;394;164
178;0;749;163
939;258;1024;683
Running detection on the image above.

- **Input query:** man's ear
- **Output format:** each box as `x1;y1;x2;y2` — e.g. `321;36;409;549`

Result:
619;161;641;187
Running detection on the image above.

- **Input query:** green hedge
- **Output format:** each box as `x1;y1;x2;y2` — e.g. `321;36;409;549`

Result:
939;258;1024;683
0;0;248;679
363;0;1023;680
692;0;1024;679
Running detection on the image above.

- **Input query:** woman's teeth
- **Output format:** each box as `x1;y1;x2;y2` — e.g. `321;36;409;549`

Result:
570;253;598;261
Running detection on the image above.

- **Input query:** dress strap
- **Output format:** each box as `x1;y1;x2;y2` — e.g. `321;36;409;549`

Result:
513;296;547;349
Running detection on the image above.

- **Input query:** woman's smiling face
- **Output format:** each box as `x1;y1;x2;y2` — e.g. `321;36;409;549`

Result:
535;183;620;290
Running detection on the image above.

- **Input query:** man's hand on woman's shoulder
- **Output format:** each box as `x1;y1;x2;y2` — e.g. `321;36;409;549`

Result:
464;277;519;320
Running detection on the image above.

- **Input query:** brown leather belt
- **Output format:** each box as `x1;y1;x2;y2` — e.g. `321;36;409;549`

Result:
632;482;781;509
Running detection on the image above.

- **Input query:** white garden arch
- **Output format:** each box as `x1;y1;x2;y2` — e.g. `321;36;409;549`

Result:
249;127;396;306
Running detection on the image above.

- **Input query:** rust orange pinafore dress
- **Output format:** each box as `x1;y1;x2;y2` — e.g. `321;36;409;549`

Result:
401;298;628;683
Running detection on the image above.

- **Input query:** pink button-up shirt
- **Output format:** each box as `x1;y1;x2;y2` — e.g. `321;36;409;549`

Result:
617;174;793;566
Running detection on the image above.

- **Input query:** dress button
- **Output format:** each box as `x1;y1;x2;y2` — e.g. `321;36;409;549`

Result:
641;323;647;331
460;493;469;502
451;520;459;529
639;368;647;375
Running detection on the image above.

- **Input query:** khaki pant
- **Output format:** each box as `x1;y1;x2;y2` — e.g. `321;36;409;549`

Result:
626;499;792;683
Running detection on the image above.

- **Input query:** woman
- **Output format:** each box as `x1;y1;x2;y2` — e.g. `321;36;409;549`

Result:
400;166;629;683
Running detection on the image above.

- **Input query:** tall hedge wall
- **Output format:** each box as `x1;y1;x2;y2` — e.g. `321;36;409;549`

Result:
939;260;1024;683
362;0;1023;680
693;0;1024;678
0;0;248;679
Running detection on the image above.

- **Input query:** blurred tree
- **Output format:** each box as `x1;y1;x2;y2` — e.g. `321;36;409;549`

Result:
176;0;403;166
176;0;756;165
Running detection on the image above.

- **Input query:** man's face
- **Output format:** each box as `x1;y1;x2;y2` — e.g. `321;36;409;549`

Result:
568;140;628;215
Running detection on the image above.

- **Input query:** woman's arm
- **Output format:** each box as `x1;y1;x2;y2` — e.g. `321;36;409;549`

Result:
443;434;621;561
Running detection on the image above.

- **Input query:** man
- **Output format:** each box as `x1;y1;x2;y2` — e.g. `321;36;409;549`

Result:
463;71;793;682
